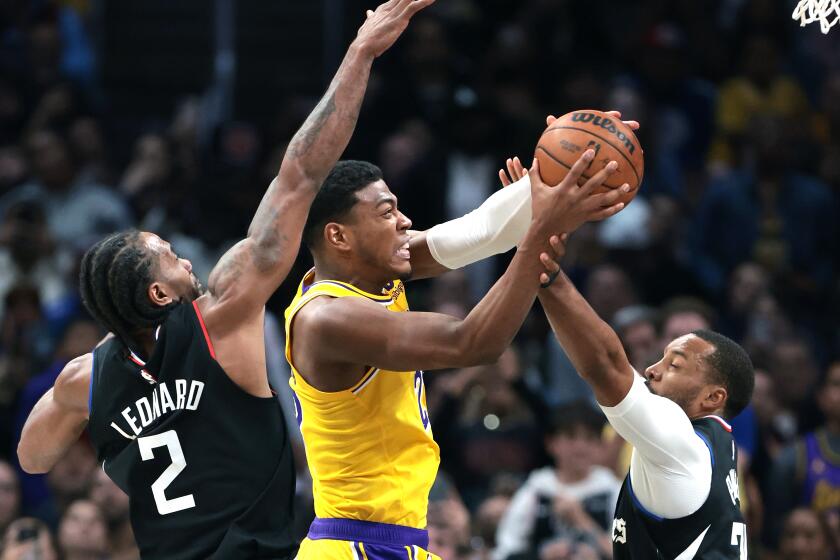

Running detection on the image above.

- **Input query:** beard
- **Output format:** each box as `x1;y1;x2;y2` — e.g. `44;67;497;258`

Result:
645;380;698;413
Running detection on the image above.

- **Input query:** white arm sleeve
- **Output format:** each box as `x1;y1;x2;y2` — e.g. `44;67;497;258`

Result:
599;374;713;519
425;174;531;270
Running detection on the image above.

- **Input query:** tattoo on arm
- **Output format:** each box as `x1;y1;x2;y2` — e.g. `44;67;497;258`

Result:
286;90;338;161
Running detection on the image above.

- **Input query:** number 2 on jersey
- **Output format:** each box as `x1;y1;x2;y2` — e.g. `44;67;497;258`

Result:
138;430;196;515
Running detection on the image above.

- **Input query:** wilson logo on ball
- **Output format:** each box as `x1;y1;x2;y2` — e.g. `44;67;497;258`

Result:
571;113;637;154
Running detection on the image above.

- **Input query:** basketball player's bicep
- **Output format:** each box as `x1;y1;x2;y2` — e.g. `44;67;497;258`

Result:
19;358;90;473
308;301;462;371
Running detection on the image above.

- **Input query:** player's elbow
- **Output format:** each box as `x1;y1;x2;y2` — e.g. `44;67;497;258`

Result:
456;334;505;367
17;441;49;474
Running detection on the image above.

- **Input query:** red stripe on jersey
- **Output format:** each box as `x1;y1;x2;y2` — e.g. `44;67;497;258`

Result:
193;300;217;360
705;415;732;432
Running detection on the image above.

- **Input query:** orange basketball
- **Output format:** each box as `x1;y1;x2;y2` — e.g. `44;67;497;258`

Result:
534;109;644;205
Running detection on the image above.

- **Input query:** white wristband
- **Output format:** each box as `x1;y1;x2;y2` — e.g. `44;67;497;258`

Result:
426;174;532;270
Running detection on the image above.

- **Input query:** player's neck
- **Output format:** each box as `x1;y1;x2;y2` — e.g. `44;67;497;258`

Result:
133;329;157;360
312;258;387;295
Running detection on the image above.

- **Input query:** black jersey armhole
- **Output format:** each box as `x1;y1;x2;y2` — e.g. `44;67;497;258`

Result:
191;300;217;360
88;349;96;413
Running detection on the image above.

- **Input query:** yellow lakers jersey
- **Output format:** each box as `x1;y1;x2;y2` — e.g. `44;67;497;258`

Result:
284;270;440;529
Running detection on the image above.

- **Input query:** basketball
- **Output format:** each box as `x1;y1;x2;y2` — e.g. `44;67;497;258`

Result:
535;109;645;205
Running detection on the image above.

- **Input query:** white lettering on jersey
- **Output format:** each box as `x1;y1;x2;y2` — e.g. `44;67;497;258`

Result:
136;397;153;427
185;381;204;411
109;380;205;439
612;518;627;544
726;469;740;507
159;383;175;414
175;380;187;409
121;407;142;435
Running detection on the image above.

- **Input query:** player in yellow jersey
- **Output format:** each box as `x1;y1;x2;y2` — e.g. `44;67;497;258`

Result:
285;145;632;559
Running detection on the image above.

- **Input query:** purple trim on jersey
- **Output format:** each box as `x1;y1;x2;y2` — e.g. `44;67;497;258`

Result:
363;544;414;560
695;429;715;468
308;518;429;548
627;477;664;522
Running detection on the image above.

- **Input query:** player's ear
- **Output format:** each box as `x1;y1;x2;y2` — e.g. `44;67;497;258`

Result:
703;385;727;413
324;223;351;252
148;281;175;307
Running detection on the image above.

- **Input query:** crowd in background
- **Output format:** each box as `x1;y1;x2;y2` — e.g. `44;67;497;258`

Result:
0;0;839;559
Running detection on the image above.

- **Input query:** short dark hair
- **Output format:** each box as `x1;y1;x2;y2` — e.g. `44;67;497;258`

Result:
303;160;383;249
79;230;176;353
548;400;605;437
692;329;755;418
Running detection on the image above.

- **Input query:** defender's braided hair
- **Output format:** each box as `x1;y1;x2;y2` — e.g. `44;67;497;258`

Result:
79;230;177;353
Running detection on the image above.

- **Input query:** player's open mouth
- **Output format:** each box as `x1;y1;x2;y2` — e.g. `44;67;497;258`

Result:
396;241;410;260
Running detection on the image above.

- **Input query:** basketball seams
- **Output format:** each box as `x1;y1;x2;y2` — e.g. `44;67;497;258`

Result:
543;125;642;185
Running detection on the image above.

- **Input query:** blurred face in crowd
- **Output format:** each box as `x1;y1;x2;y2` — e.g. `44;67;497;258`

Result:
0;461;20;533
661;311;709;347
771;339;818;406
817;363;840;427
585;265;635;323
56;320;101;363
547;425;602;480
89;469;129;526
427;524;459;560
620;319;658;372
779;509;832;560
58;500;108;559
728;262;768;315
47;441;96;504
26;130;75;190
645;334;726;418
750;370;778;426
1;518;57;560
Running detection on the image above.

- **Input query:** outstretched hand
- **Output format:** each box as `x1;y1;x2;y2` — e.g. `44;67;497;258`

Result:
527;151;629;236
499;110;640;187
356;0;436;58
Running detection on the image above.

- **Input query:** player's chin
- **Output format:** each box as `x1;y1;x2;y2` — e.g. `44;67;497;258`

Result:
391;260;413;281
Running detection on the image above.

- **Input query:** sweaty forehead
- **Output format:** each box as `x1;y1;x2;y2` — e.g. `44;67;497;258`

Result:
142;232;169;255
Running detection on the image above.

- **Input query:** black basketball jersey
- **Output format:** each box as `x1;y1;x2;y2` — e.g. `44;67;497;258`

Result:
611;417;748;559
87;301;296;560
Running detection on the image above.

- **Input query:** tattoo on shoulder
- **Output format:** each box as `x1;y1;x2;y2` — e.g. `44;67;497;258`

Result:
286;90;338;159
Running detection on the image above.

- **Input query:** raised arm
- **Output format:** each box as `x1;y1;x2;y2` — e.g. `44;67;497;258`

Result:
537;242;712;518
294;155;627;389
407;112;640;280
18;355;91;474
202;0;435;328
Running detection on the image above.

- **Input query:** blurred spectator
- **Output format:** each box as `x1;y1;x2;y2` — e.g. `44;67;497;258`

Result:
494;402;619;560
690;115;837;298
611;305;658;373
39;440;95;526
769;337;822;432
658;296;714;347
435;349;544;509
766;363;840;545
777;508;836;560
0;462;19;536
0;517;57;560
57;499;108;560
710;34;810;167
1;128;131;251
0;201;68;318
89;470;137;560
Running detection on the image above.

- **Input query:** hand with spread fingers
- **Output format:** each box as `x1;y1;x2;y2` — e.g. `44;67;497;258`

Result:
357;0;437;58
